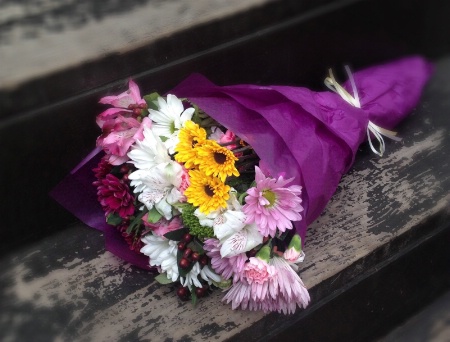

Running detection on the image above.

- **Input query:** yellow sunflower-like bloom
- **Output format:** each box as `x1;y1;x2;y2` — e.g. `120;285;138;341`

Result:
196;140;239;182
174;120;207;168
184;170;230;214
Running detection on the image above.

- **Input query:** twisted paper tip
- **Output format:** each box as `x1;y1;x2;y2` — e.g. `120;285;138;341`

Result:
324;66;402;157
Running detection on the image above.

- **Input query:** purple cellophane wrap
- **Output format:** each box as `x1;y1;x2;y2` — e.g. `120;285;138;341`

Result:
51;56;433;270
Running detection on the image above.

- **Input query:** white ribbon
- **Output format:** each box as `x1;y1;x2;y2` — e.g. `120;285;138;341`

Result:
324;66;402;157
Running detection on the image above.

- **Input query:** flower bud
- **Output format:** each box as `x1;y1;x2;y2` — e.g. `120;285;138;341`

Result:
287;234;302;252
255;245;271;262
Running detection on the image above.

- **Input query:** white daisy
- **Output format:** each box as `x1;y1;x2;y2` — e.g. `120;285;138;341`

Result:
140;234;179;282
149;94;195;153
180;262;202;288
127;126;171;170
200;265;222;284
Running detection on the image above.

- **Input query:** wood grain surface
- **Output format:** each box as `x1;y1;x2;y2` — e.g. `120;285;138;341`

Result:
0;0;272;89
1;57;449;342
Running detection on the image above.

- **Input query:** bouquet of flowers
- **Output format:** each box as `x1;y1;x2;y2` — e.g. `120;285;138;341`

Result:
51;56;433;314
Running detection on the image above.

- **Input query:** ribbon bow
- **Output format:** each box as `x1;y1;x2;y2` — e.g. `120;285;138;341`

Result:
324;66;402;157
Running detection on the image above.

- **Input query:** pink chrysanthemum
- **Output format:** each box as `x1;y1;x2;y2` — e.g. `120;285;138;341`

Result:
222;256;310;314
204;238;247;281
95;173;135;218
242;166;303;237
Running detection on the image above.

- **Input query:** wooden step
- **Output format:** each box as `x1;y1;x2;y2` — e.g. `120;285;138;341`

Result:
1;54;449;341
1;0;450;341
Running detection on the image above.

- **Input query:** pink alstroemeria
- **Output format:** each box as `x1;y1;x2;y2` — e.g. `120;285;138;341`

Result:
210;127;238;150
177;166;190;201
97;116;151;165
243;166;303;237
97;79;147;128
141;216;183;237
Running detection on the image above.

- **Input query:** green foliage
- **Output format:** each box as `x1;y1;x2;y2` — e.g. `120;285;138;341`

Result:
155;273;174;285
181;204;214;239
147;207;162;224
164;227;189;241
190;290;198;307
106;213;122;226
126;209;148;234
143;92;161;110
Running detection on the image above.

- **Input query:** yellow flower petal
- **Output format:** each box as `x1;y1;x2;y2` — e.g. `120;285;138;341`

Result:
196;140;239;182
184;170;230;214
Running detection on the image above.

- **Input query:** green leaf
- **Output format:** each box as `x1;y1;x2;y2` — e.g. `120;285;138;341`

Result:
126;209;148;234
164;228;189;241
106;213;122;226
238;191;247;205
187;240;205;254
155;273;174;285
172;202;192;211
190;290;198;307
143;92;161;110
147;207;162;223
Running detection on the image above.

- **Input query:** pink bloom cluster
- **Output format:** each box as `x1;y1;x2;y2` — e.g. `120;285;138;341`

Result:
96;80;151;165
222;256;310;314
205;240;309;314
90;79;310;314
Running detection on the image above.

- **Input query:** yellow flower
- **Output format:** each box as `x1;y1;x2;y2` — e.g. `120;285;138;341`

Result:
174;120;207;168
196;140;239;182
184;170;230;214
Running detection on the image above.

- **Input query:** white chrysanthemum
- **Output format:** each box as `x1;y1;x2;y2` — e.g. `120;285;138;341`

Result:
149;94;195;153
180;262;202;288
180;264;222;289
140;235;179;282
200;265;222;284
128;126;171;169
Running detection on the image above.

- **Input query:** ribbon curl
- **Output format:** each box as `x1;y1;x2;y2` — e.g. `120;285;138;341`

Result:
324;66;402;157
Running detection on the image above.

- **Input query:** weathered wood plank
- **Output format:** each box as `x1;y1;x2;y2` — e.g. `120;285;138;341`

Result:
0;0;272;90
1;58;449;342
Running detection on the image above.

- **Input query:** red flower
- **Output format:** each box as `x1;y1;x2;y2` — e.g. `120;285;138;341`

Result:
93;156;113;181
96;173;135;218
117;223;144;253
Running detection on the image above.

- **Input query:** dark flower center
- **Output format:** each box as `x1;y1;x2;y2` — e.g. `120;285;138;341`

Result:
213;152;227;164
204;185;215;197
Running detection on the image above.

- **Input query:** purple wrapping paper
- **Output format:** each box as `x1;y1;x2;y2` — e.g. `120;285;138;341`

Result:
51;56;433;269
171;56;433;243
